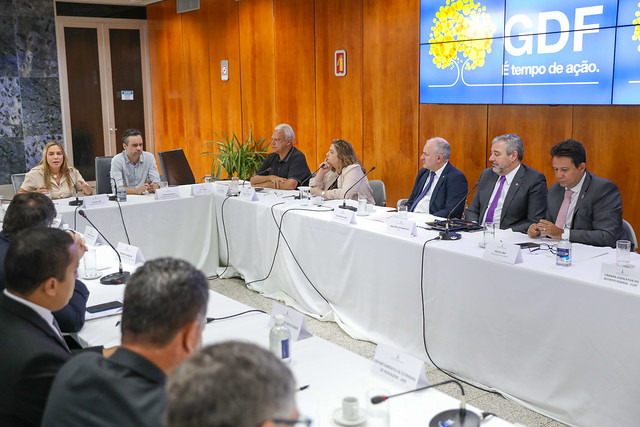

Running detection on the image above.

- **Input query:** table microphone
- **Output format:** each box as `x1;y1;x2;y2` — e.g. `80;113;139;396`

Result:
67;169;83;206
339;166;376;212
370;380;480;427
439;182;479;241
299;165;323;187
78;209;131;285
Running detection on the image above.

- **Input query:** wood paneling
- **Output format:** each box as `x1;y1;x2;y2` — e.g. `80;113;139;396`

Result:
315;0;363;168
147;0;186;155
419;104;488;189
363;0;420;206
274;0;316;166
238;0;275;142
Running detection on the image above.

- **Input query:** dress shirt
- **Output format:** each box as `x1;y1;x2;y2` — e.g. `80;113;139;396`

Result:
413;163;447;213
21;165;87;199
482;164;521;225
3;290;61;340
561;172;587;240
110;151;161;192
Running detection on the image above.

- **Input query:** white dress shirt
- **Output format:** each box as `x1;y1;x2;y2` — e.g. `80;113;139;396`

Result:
3;289;62;339
413;162;447;214
482;164;521;225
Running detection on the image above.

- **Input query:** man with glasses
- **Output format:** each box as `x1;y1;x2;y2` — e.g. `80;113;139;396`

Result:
166;341;310;427
43;258;209;427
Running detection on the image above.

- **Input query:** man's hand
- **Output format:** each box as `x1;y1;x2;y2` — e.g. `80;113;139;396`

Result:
527;223;542;238
269;176;287;189
530;219;563;239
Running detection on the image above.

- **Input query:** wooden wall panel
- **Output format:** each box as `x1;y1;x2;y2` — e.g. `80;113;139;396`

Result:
572;105;640;234
274;0;316;166
487;105;573;185
238;0;276;143
363;0;420;206
180;5;213;181
419;104;488;189
315;0;363;169
147;0;186;155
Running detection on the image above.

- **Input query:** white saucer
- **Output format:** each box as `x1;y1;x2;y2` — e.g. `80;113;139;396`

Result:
332;408;366;426
82;271;103;280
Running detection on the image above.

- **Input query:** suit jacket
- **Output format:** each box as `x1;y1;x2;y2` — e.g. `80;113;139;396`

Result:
0;230;89;333
467;164;547;233
0;294;71;427
43;348;167;427
406;163;468;218
547;172;624;248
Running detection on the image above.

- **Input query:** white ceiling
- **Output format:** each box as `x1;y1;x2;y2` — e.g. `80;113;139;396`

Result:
60;0;164;5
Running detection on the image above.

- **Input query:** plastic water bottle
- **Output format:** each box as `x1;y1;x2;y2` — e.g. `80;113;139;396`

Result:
556;226;572;267
269;314;291;363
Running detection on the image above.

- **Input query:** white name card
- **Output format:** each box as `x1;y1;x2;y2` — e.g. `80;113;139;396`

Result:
386;217;417;237
331;207;357;225
268;302;312;341
191;183;214;196
215;183;231;196
484;240;523;264
83;225;105;247
83;194;109;209
239;187;259;202
155;187;181;200
600;263;640;294
51;214;63;229
372;343;428;389
117;242;145;266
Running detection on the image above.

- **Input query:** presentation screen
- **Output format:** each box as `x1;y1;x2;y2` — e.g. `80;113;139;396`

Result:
419;0;640;105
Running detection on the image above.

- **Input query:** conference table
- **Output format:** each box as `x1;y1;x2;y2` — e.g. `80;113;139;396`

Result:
212;187;640;427
74;247;509;426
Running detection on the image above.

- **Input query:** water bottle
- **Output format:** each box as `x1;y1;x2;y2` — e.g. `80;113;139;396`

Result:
269;314;291;363
556;226;572;267
117;186;127;202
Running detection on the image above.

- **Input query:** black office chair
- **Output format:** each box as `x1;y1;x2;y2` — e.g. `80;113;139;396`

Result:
95;156;114;194
157;148;196;186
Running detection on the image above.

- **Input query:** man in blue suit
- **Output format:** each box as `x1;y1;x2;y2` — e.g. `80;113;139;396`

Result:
406;137;468;218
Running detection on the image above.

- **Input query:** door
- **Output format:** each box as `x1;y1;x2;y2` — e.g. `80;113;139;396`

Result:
56;17;153;180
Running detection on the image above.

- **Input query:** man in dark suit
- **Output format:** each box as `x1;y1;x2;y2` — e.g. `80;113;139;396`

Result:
0;193;89;332
43;257;209;427
467;134;547;232
406;137;468;218
0;228;80;426
528;139;624;248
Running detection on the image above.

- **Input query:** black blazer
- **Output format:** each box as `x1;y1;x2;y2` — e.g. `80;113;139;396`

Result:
406;163;469;218
466;164;547;233
547;172;625;248
0;294;71;427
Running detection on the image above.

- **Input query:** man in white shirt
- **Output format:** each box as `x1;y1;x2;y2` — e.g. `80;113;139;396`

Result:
466;134;547;232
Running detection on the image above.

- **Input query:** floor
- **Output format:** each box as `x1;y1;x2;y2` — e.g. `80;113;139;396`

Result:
209;277;568;427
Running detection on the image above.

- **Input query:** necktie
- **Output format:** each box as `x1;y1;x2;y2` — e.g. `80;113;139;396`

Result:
410;171;435;212
554;189;574;229
485;175;506;224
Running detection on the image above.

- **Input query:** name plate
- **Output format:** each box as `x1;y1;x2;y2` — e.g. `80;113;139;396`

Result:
484;240;523;264
51;214;63;229
191;183;214;196
600;263;640;294
155;187;181;200
238;187;259;202
83;225;105;247
214;183;231;196
117;242;145;266
267;302;312;341
331;207;357;225
386;217;417;237
83;194;109;209
372;343;428;389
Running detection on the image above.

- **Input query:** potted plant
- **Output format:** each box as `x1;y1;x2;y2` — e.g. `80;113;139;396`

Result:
202;127;269;179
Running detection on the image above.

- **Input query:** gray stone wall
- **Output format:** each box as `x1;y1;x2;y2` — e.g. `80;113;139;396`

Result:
0;0;62;185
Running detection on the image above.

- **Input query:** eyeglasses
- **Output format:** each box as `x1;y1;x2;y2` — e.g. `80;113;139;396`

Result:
528;243;557;255
270;418;312;426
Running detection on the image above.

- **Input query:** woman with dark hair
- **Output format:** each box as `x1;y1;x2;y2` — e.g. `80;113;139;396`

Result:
19;141;92;199
310;139;374;203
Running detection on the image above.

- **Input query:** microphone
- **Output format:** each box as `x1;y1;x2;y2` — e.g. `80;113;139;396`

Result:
299;164;323;187
439;182;479;241
370;380;480;427
67;169;83;206
78;209;130;285
339;166;376;212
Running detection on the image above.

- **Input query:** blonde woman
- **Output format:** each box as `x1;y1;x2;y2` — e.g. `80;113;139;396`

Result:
19;141;92;199
310;139;374;204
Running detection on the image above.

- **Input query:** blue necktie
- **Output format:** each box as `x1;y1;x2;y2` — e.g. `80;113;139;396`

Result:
410;171;435;212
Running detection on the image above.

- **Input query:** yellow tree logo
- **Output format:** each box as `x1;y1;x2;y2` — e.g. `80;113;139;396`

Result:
633;2;640;53
429;0;497;71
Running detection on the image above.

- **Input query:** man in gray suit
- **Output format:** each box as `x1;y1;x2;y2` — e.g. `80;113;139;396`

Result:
467;134;547;232
528;139;624;248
